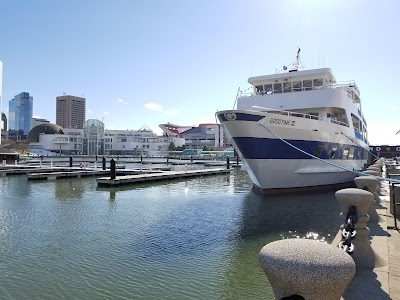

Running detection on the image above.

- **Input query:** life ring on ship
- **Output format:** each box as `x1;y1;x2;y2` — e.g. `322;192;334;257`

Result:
396;147;400;152
80;162;84;169
376;147;381;152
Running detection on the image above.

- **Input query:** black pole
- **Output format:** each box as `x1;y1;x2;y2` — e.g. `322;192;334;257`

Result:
141;155;143;163
227;156;230;169
167;156;169;165
236;155;239;166
191;156;193;162
69;156;73;167
393;183;398;230
110;158;116;180
102;156;106;170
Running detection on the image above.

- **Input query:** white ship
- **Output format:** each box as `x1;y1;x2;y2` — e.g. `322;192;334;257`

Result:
217;49;369;194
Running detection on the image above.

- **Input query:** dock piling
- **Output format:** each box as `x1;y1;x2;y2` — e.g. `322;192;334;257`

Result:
226;156;230;169
69;156;73;167
110;159;116;180
102;157;106;170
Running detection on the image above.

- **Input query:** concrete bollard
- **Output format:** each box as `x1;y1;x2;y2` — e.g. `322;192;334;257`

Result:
259;239;355;300
354;177;381;222
335;188;375;269
366;166;381;175
363;170;379;176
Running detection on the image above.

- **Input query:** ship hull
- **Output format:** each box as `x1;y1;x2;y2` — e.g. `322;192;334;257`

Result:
217;110;368;194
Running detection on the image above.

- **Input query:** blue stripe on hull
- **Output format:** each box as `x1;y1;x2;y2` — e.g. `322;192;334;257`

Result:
233;137;368;160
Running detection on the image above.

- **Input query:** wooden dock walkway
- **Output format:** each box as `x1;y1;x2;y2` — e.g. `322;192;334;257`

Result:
27;169;109;180
96;168;232;187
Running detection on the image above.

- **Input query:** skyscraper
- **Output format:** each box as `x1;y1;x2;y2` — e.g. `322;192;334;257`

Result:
56;95;86;129
0;61;3;144
8;92;33;136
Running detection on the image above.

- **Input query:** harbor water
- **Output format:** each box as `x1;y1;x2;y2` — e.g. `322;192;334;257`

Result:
0;166;343;299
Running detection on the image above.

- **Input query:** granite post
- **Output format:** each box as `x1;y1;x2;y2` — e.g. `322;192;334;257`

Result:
259;239;355;300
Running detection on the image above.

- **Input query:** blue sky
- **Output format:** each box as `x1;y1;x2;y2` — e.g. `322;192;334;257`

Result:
1;0;399;144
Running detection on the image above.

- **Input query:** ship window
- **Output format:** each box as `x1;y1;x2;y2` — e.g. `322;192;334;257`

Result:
283;82;292;93
330;146;338;159
303;80;312;91
256;85;263;94
343;146;350;159
314;145;325;158
264;84;273;94
313;78;323;87
273;83;282;93
307;112;319;120
293;81;302;92
351;114;361;132
348;147;354;159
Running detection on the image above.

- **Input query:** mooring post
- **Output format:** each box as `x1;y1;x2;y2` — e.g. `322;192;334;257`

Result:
191;156;193;163
354;176;380;222
167;156;169;165
102;157;106;170
141;155;143;163
335;188;375;269
226;156;230;169
259;239;355;299
69;156;73;167
236;155;239;166
110;158;116;180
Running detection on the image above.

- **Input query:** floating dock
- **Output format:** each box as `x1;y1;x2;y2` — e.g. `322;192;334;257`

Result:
96;168;231;187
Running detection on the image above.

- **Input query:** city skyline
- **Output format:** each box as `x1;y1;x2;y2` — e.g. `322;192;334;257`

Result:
1;0;400;144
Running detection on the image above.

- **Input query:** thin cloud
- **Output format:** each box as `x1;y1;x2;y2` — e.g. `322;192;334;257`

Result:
117;98;128;104
145;103;163;111
104;112;109;116
88;109;93;114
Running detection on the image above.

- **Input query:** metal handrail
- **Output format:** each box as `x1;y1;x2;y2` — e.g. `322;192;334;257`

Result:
390;182;400;230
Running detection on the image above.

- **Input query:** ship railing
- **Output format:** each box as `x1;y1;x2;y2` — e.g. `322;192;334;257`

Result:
252;106;350;127
326;81;360;95
242;80;360;97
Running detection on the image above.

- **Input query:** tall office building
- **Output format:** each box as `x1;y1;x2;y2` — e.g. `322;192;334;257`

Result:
56;95;86;129
0;61;3;144
8;92;33;136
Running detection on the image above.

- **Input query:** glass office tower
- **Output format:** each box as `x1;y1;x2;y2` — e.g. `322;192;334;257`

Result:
9;92;33;137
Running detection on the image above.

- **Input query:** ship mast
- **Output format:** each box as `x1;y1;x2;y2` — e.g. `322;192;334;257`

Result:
289;47;301;72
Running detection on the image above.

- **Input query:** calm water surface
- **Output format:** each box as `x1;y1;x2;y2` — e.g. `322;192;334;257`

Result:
0;168;343;299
